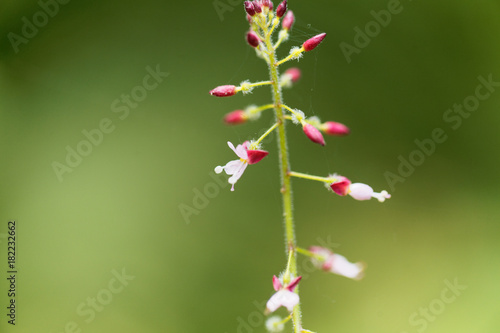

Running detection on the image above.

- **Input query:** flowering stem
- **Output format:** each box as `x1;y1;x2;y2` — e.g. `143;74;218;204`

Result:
249;103;275;117
288;171;334;184
276;47;305;66
253;122;279;147
263;20;303;333
280;104;303;118
237;80;273;92
296;247;326;261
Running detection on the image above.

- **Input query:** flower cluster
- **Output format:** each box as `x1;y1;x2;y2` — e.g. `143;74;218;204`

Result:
209;1;392;332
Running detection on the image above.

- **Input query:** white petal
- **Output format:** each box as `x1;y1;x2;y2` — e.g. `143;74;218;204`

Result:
223;160;243;175
348;183;373;201
235;145;248;159
228;162;248;184
329;254;364;280
266;290;299;313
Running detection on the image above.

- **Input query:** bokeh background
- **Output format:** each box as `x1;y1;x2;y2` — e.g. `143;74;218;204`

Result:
1;0;499;332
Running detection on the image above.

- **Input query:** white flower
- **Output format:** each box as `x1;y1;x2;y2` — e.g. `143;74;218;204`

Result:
266;316;285;332
309;246;365;280
215;141;268;191
266;275;302;313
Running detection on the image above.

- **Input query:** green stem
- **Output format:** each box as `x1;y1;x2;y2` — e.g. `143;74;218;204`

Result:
263;23;303;333
289;171;334;184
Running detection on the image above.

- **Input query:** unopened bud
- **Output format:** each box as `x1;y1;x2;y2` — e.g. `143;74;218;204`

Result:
276;0;287;18
246;31;260;48
282;10;294;30
253;1;263;13
268;0;274;11
210;85;237;97
244;1;256;16
321;121;349;136
224;110;248;125
302;123;325;146
303;33;326;51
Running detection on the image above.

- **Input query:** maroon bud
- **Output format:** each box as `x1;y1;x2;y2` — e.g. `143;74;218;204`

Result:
276;0;287;18
322;121;350;136
284;68;301;82
303;33;326;51
210;85;237;97
268;0;274;11
253;1;263;13
246;31;260;48
262;0;270;7
303;123;325;146
224;110;248;125
282;10;294;30
247;149;269;164
244;1;256;16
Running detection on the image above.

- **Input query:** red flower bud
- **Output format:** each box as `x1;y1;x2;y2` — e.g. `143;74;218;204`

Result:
246;31;260;48
268;0;274;11
322;121;350;136
210;85;237;97
224;110;248;125
302;123;325;146
244;1;256;16
303;33;326;51
282;10;294;30
247;149;269;164
330;177;351;196
262;0;270;8
276;0;287;18
253;1;263;13
284;67;301;83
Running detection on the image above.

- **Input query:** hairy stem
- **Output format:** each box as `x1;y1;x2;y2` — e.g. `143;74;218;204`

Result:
264;26;303;333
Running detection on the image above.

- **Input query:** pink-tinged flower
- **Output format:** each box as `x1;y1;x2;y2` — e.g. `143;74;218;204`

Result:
303;33;326;52
215;141;268;191
284;67;300;82
246;31;261;48
321;121;350;136
282;10;294;30
309;246;365;280
244;1;256;16
330;175;391;202
266;275;302;313
302;123;325;146
276;0;287;18
210;85;237;97
224;110;248;125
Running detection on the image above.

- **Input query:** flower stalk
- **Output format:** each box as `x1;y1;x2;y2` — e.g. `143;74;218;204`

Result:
209;1;391;331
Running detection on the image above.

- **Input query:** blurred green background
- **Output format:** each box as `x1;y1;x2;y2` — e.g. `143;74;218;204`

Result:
1;0;499;332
